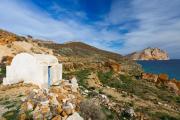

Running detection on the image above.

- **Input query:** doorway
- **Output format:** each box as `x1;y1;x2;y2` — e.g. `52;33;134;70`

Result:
48;66;51;87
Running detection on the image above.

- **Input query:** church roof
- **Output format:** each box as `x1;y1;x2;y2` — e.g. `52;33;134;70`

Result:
11;53;59;66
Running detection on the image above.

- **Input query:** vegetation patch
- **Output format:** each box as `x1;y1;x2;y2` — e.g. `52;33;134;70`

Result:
75;69;91;88
2;108;20;120
152;112;180;120
101;105;118;120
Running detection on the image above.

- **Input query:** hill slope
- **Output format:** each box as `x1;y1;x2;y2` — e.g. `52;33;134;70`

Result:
0;29;180;120
38;41;123;61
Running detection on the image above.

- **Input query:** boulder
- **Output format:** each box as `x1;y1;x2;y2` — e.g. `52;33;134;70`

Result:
142;73;158;82
158;74;169;83
105;60;121;73
121;107;135;118
167;81;179;94
70;77;79;92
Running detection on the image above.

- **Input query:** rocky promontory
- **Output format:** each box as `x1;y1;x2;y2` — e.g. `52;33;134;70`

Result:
126;48;169;60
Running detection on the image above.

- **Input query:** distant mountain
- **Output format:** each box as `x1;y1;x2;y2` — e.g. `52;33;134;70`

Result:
126;47;169;60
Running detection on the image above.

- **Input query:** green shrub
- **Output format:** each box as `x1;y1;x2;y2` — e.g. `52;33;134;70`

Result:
153;112;179;120
0;66;6;76
101;105;118;120
98;70;113;84
75;69;91;87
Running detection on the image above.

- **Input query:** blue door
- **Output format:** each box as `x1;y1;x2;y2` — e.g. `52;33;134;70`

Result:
48;66;51;87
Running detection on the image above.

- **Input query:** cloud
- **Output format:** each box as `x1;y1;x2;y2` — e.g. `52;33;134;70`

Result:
108;0;180;58
0;0;122;52
0;0;180;58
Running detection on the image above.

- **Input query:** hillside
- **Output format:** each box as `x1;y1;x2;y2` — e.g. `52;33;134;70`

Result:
0;29;180;120
126;48;169;60
38;41;123;61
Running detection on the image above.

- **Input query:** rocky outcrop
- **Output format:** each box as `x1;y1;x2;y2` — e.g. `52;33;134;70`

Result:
126;48;169;60
17;78;83;120
104;60;121;73
142;73;180;94
142;73;158;82
0;29;19;45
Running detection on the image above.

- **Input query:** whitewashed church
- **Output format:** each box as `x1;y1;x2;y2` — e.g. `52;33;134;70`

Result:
3;53;62;88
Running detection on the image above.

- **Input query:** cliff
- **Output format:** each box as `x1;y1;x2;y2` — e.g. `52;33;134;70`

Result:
126;48;169;60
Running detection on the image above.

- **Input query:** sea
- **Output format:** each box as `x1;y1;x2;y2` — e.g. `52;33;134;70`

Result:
137;60;180;80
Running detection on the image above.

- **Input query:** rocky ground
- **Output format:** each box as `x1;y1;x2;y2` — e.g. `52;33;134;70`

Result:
0;78;84;120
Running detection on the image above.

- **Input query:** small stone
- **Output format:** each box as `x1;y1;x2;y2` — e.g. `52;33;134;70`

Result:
52;115;62;120
61;111;67;117
56;105;63;114
33;111;43;120
41;105;50;115
121;107;135;118
84;90;89;93
158;102;162;105
32;89;39;93
19;113;26;120
62;102;74;115
20;97;26;102
70;77;79;92
27;101;34;111
57;94;67;103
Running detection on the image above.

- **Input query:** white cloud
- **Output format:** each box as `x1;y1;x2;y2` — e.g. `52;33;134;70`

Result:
0;0;122;52
0;0;180;58
108;0;180;58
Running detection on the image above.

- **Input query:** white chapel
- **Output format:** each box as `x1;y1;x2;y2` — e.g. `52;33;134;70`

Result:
3;53;62;88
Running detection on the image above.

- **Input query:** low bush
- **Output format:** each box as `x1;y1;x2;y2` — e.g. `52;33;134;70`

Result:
80;99;106;120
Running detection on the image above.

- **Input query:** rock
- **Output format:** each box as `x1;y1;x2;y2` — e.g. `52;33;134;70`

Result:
33;105;43;120
167;81;179;94
49;93;59;106
126;48;169;60
17;78;83;120
27;101;33;111
158;102;162;105
99;94;109;104
1;56;13;65
105;60;121;73
66;112;84;120
158;74;169;83
142;73;158;82
41;106;50;114
52;115;62;120
61;111;68;117
121;107;135;118
84;90;89;93
20;97;26;102
70;77;79;92
62;102;75;115
56;105;63;114
87;73;102;88
19;113;26;120
57;94;67;103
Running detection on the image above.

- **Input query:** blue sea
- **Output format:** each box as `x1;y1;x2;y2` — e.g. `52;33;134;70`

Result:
137;60;180;80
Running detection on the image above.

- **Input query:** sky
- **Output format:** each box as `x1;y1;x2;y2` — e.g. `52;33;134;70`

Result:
0;0;180;58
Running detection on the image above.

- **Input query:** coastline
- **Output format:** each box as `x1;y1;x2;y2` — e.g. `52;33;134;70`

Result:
137;59;180;80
